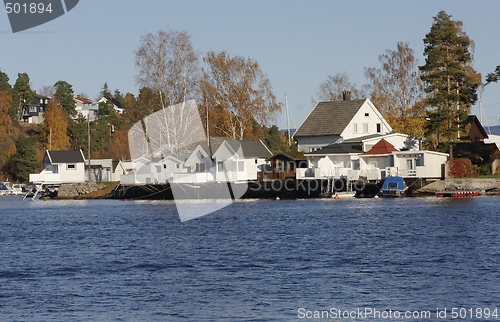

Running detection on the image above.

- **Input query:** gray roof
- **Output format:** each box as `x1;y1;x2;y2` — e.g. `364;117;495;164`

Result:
226;140;272;158
294;99;367;138
306;143;362;155
47;150;85;163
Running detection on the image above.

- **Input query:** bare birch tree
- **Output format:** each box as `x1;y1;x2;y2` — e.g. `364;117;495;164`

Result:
201;51;281;140
133;30;203;158
135;29;201;109
316;72;363;102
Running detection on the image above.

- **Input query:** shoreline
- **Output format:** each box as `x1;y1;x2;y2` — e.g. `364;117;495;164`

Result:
36;178;500;200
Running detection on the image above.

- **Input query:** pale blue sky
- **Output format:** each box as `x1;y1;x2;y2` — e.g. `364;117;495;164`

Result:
1;0;499;129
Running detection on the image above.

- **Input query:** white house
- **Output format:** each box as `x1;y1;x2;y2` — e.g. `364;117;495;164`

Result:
212;139;272;182
359;139;448;180
96;97;124;114
74;95;98;121
293;97;393;152
30;150;86;184
119;139;272;185
299;143;362;180
120;157;157;185
297;138;448;181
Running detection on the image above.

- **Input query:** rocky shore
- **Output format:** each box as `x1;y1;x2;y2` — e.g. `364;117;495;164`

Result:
416;178;500;195
45;178;500;200
51;182;119;199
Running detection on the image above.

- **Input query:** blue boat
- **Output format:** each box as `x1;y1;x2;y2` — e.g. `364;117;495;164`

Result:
379;176;407;197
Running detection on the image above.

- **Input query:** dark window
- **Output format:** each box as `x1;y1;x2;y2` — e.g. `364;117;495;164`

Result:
365;112;369;117
377;123;381;133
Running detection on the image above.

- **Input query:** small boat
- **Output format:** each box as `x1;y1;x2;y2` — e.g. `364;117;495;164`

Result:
435;191;479;198
379;176;407;197
0;182;11;196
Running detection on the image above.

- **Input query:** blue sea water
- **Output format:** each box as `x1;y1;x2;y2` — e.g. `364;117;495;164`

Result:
1;196;500;321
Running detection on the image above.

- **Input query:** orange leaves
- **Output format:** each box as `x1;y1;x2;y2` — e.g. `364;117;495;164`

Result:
43;101;70;150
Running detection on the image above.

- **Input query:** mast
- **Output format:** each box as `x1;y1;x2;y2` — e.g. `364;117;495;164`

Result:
87;114;91;182
205;100;209;147
285;94;291;146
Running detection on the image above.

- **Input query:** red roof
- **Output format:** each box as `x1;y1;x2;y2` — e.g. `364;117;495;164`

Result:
363;138;398;155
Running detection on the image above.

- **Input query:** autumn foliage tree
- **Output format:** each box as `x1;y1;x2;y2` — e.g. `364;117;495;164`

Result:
0;91;12;133
42;101;70;150
201;51;281;140
365;42;426;137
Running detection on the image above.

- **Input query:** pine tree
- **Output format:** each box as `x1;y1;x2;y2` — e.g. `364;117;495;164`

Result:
486;66;500;84
54;80;76;117
13;73;34;121
6;134;40;182
419;11;481;152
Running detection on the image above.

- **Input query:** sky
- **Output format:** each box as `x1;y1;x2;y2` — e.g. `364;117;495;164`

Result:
1;0;499;130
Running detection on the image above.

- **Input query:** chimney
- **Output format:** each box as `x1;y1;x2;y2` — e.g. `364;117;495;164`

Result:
342;90;351;101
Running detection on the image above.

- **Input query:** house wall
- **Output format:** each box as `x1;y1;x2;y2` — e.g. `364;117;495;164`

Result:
57;162;86;183
363;134;420;152
342;101;392;141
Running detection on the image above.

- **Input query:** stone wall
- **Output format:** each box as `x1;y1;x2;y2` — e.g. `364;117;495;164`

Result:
417;178;500;195
56;182;107;199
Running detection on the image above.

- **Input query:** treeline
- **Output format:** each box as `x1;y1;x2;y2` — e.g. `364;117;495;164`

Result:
1;10;499;182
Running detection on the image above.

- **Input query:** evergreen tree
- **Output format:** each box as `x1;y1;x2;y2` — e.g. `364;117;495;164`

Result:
54;80;76;117
68;115;89;156
486;66;500;84
0;70;11;91
100;82;112;99
6;134;40;182
13;73;34;121
419;11;481;151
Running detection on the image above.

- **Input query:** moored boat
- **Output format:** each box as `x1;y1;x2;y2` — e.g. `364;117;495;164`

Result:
0;182;11;196
435;191;479;198
379;176;407;197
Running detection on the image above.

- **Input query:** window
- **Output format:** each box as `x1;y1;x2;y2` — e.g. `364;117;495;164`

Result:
238;161;245;171
376;123;381;133
163;164;166;169
218;161;224;172
67;164;75;170
363;124;368;133
255;159;258;164
353;123;358;133
352;159;360;170
365;112;369;117
406;159;414;170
